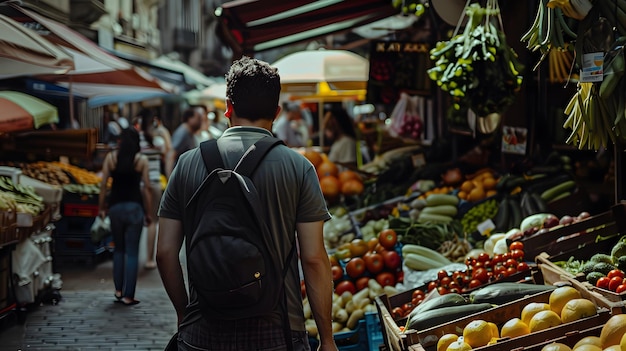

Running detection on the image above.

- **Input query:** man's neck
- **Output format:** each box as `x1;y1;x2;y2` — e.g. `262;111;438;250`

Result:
230;116;273;131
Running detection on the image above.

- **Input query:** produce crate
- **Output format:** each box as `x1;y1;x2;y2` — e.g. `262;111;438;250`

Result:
517;325;603;351
15;205;52;241
513;202;626;262
375;295;420;351
0;211;18;248
309;312;382;351
62;203;99;217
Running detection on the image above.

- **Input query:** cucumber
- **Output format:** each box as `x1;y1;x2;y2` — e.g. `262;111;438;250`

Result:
425;194;459;207
406;303;493;331
468;282;556;305
540;180;576;202
408;293;468;317
417;213;453;224
421;205;458;217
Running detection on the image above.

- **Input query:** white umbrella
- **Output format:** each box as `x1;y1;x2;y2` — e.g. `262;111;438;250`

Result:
0;14;74;79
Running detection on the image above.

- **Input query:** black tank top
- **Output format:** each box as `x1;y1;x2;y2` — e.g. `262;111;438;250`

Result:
108;155;144;209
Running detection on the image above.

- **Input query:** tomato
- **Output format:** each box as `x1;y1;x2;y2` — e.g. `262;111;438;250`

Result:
412;289;425;300
473;261;484;269
607;269;625;280
376;272;396;287
334;280;356;295
378;229;398;250
440;277;452;288
505;258;518;268
596;277;611;290
382;250;402;270
465;257;476;266
301;280;306;298
355;276;370;291
491;254;503;265
517;262;530;272
437;270;449;280
616;284;626;294
391;307;404;319
427;281;438;291
363;252;385;274
472;268;489;284
509;241;524;251
510;249;524;260
402;302;414;313
331;265;344;281
609;276;624;292
502;252;511;261
477;252;490;263
437;286;449;295
506;267;517;277
345;257;365;279
468;279;482;289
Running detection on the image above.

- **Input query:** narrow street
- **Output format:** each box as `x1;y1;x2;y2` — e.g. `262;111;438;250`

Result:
0;229;179;351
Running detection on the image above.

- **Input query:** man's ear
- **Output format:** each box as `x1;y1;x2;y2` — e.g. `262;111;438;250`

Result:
273;105;282;121
225;99;233;118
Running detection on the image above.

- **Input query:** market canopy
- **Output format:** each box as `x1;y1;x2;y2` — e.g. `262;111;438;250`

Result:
0;14;74;80
215;0;399;55
0;91;58;133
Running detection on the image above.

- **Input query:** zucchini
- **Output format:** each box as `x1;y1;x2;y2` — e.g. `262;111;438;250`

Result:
401;244;451;265
425;194;459;207
417;213;453;224
421;205;458;217
403;253;447;271
406;303;493;331
469;282;556;305
540;180;576;202
408;293;468;318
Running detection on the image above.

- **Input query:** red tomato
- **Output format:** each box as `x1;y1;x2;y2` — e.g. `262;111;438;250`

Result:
609;276;624;292
502;252;511;261
402;302;414;313
363;252;385;274
412;289;425;300
607;269;625;280
510;249;524;260
382;250;402;270
331;265;344;281
427;281;438;291
596;277;611;290
355;276;370;291
477;252;490;263
378;229;398;250
440;277;452;288
616;284;626;294
505;258;518;268
437;286;449;295
334;280;356;295
517;262;530;272
437;270;449;280
509;241;524;251
491;254;503;265
506;267;517;276
472;268;489;284
468;279;482;289
391;307;404;319
345;257;365;279
376;272;396;287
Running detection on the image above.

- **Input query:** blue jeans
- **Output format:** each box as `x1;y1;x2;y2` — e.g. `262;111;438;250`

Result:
108;202;144;298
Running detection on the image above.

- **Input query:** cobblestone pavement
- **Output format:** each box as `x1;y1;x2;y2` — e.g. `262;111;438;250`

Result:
0;230;181;351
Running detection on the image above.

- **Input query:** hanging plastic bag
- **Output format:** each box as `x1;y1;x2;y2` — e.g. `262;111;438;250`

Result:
388;92;409;138
90;216;111;243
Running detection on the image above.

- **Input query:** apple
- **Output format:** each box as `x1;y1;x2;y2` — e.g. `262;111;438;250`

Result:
382;250;401;270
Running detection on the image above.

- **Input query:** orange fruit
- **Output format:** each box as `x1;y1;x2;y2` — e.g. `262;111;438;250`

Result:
529;310;561;332
460;180;474;193
600;314;626;348
317;161;339;178
541;343;572;351
572;336;602;349
341;179;364;196
436;333;458;351
560;298;597;323
482;177;497;190
521;302;551;325
500;318;530;339
319;175;341;200
467;187;486;202
303;149;323;168
338;170;362;184
549;286;581;316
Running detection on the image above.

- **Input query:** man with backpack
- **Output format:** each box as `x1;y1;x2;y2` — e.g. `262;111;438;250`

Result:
156;56;338;351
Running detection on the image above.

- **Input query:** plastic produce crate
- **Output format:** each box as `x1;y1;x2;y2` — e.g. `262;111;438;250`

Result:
309;312;382;351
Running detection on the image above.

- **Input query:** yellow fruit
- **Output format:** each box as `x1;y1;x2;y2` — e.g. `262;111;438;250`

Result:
446;338;472;351
560;298;597;323
529;310;562;332
460;180;474;193
521;302;551;325
500;318;530;339
600;314;626;348
541;342;572;351
571;345;602;351
437;334;458;351
621;333;626;351
549;286;581;316
489;322;499;338
463;319;493;347
602;346;621;351
572;336;602;349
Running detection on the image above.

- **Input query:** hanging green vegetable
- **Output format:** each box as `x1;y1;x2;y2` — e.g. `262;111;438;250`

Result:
427;2;524;125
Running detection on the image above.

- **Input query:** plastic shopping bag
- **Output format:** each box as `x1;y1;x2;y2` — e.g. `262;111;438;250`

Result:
90;216;111;243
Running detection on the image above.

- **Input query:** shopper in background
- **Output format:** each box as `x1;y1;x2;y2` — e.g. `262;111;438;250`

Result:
165;107;202;177
152;114;172;175
273;102;310;147
323;108;358;168
98;128;152;306
156;56;338;351
192;104;212;145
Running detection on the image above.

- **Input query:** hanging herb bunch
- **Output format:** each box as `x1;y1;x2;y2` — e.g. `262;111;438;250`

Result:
427;1;524;126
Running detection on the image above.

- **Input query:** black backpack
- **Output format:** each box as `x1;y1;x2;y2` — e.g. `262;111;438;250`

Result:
184;136;296;324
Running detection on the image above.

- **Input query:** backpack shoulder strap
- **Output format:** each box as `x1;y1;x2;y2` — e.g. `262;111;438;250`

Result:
199;139;224;172
235;136;284;176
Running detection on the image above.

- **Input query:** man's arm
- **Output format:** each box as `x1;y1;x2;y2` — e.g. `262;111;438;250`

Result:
156;217;187;324
297;221;338;351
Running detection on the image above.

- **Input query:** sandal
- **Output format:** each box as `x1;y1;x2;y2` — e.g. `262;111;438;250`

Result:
115;298;140;306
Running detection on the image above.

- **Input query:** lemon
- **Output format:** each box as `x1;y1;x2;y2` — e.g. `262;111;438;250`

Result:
602;346;621;351
446;338;472;351
541;342;572;351
560;298;597;323
571;345;601;351
600;314;626;348
549;286;581;316
463;319;493;348
572;336;602;349
488;322;499;338
500;318;530;339
529;310;561;332
621;333;626;351
521;302;551;325
437;334;458;351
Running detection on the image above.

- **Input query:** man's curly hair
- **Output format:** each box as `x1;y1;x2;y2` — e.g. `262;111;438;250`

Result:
225;56;281;121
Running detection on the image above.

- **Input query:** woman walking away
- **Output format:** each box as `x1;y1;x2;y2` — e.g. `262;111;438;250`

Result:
98;128;152;305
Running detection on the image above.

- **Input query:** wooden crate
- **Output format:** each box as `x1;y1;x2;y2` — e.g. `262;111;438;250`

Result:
490;325;603;351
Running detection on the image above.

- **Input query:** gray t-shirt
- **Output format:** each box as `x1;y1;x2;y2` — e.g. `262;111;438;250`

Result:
170;123;197;165
159;126;330;331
